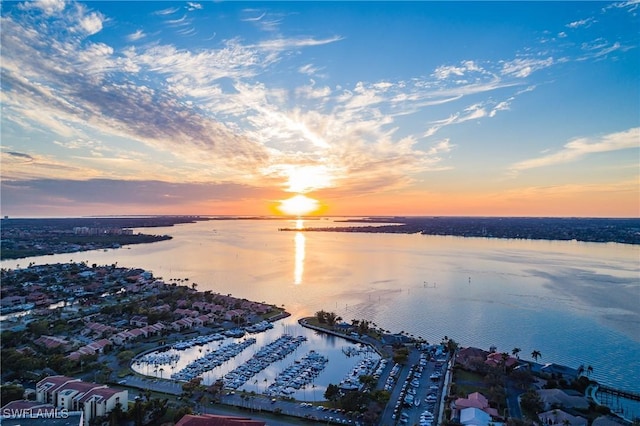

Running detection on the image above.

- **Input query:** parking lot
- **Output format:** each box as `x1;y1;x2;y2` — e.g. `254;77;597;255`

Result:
377;347;449;426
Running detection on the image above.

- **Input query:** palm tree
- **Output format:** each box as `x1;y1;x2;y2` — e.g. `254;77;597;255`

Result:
531;350;542;362
577;364;585;376
512;348;521;359
587;365;594;377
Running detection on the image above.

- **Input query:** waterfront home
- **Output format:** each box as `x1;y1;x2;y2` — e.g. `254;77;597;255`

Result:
456;347;490;370
170;317;195;331
540;363;580;381
539;410;588;426
537;389;589;411
485;352;519;369
225;309;246;322
36;376;127;426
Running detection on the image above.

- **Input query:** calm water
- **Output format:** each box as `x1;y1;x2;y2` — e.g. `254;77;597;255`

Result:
3;218;639;395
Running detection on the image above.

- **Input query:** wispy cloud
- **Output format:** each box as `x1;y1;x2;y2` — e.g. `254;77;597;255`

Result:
567;17;596;29
154;7;180;16
255;36;343;51
508;128;640;174
501;57;554;78
126;29;146;42
186;2;202;12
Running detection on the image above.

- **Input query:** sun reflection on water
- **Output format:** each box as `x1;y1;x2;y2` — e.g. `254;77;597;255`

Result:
294;221;306;285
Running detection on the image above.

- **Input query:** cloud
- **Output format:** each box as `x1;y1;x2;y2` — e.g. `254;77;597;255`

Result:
186;2;203;11
489;100;511;117
154;7;180;16
126;30;146;42
242;11;266;22
508;128;640;174
18;0;65;16
501;57;554;78
0;179;277;214
578;39;630;60
255;36;343;51
566;17;596;28
77;10;104;35
3;151;35;162
433;60;486;80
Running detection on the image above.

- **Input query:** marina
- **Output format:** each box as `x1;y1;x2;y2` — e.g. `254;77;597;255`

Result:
131;322;381;400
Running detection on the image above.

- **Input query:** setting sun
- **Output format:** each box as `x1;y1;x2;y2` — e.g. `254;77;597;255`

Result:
278;194;320;216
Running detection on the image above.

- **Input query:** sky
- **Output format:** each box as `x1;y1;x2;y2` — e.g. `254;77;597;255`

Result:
1;1;639;217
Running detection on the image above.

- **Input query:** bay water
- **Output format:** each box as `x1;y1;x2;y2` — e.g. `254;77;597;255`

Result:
3;218;638;397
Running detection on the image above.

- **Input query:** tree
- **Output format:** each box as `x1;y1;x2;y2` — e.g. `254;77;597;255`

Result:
325;311;337;327
512;347;521;359
520;390;543;417
324;383;340;401
587;365;594;377
577;365;585;376
109;402;124;426
1;384;25;405
173;406;193;423
531;350;542;362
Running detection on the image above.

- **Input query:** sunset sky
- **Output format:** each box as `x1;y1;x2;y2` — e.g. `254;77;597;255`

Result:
1;1;638;217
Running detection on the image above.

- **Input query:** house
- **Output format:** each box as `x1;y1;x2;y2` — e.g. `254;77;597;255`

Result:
537;389;589;411
34;335;70;350
459;407;499;426
224;309;245;322
141;323;165;337
129;315;148;327
171;318;195;331
175;413;266;426
539;410;587;426
150;304;171;313
485;352;519;369
175;308;200;318
83;322;116;337
1;295;26;307
36;376;127;426
456;347;489;370
540;363;579;381
453;392;500;418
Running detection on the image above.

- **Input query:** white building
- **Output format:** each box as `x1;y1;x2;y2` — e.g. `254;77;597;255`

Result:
36;376;127;426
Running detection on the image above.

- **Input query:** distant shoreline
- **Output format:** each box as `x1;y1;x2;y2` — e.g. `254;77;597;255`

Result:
280;216;640;245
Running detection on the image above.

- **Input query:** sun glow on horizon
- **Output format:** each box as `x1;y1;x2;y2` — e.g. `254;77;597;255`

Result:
278;194;320;216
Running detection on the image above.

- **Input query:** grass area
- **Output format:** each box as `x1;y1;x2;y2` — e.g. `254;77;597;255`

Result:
451;368;488;397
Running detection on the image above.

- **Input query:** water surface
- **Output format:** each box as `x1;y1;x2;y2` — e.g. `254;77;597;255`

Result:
3;218;638;393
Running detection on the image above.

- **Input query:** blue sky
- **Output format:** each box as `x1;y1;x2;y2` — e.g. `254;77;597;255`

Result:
1;1;638;217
